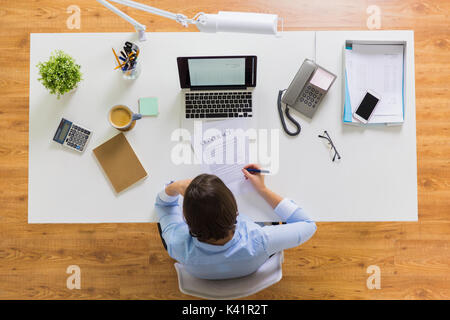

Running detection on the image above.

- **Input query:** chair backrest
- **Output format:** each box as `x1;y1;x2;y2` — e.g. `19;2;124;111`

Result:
174;251;284;300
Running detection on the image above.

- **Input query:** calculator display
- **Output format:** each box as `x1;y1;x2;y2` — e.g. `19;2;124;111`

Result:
59;122;71;140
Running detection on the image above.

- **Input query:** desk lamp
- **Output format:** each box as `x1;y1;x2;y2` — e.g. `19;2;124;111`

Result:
96;0;280;41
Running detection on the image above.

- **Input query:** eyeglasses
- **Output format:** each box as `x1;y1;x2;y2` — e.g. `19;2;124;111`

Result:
318;130;341;162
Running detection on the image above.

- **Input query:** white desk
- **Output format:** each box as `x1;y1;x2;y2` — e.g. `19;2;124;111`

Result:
28;31;417;223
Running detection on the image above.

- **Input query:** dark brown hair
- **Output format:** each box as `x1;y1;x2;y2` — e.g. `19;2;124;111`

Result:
183;174;238;242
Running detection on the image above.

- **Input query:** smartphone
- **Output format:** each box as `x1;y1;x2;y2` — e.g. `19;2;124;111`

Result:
353;90;381;124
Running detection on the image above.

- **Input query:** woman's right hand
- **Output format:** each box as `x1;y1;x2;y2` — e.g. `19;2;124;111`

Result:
165;179;192;197
242;164;267;194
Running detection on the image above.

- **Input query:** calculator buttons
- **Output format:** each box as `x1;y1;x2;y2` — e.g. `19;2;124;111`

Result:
64;125;92;152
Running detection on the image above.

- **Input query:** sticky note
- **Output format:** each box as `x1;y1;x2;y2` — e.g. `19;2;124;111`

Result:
139;97;159;116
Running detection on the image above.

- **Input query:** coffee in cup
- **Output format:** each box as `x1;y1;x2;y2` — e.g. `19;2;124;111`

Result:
108;105;142;131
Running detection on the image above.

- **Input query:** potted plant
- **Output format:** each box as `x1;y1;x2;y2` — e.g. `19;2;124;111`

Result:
37;50;83;99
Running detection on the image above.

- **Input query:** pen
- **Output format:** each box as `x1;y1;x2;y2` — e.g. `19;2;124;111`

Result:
246;168;270;174
114;61;127;70
112;48;121;67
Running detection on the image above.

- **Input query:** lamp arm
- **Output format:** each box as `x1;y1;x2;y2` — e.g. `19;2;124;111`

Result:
96;0;279;39
96;0;146;31
98;0;196;28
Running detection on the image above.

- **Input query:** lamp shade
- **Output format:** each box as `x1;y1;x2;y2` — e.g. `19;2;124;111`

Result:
196;11;278;35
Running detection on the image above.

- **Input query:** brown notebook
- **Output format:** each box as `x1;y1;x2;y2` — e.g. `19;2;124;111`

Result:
93;133;147;193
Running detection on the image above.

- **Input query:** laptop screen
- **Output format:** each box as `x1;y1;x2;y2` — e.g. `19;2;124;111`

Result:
177;56;257;89
188;58;246;86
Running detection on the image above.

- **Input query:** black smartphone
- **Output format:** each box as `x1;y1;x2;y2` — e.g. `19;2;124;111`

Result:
353;90;381;123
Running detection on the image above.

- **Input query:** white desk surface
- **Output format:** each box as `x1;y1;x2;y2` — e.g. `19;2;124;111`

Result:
28;31;417;223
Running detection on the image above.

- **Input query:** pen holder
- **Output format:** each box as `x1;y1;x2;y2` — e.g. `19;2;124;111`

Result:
122;61;141;80
116;41;141;80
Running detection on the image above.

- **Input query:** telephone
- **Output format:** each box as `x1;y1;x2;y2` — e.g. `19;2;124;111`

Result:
278;59;337;136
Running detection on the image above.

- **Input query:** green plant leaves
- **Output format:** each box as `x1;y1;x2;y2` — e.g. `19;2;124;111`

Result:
37;50;83;99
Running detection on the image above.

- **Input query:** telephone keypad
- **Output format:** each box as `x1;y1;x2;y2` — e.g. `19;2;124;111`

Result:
298;85;324;109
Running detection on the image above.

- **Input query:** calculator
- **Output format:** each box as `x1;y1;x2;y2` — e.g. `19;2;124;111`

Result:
53;118;92;152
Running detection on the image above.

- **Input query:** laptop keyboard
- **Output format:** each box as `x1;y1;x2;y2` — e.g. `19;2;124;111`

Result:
185;91;253;119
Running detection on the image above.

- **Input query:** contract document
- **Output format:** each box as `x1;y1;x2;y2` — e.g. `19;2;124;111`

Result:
192;119;255;196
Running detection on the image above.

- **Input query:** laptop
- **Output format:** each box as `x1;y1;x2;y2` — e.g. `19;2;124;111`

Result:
177;55;257;129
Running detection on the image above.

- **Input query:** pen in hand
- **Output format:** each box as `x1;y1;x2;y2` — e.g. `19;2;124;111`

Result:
246;168;270;174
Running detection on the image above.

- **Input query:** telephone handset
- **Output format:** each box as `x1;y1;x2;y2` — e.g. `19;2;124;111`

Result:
278;59;337;136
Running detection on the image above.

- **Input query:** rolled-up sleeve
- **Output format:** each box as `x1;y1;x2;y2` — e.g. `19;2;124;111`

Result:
262;198;317;256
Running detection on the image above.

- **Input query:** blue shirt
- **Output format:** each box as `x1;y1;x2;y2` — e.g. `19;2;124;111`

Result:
155;189;317;280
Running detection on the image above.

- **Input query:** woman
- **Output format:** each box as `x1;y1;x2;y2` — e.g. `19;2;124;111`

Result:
155;164;317;280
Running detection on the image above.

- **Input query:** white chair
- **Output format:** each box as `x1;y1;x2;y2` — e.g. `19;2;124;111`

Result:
174;251;284;300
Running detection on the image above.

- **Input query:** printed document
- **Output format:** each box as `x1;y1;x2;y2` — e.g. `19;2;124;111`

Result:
346;44;404;116
192;119;254;196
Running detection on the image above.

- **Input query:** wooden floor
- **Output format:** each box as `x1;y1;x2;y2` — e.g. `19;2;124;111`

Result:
0;0;449;299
